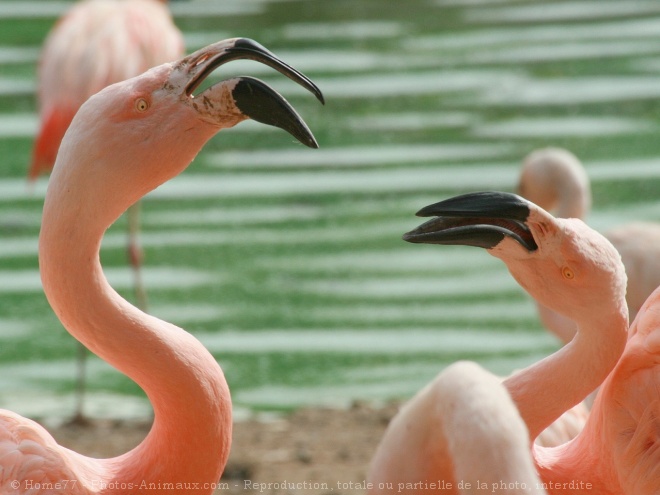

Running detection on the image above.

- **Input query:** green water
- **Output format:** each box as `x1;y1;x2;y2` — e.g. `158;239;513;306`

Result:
1;0;659;421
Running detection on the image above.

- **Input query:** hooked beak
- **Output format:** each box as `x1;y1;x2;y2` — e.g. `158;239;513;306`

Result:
175;38;324;148
402;191;538;251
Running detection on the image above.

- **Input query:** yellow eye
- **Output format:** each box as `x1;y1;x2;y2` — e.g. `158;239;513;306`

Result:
562;266;575;280
135;98;149;112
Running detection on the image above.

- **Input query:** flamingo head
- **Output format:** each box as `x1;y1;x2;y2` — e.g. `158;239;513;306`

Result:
170;37;323;147
517;147;592;220
52;38;323;222
75;37;322;146
403;191;627;324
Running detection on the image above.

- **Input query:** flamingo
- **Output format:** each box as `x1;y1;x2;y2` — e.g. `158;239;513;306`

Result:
1;37;323;494
29;0;184;421
518;146;660;343
368;191;629;494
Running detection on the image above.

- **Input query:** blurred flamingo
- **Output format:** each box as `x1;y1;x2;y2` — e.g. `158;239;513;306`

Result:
518;147;660;343
30;0;184;421
368;191;629;494
2;37;322;493
416;360;547;494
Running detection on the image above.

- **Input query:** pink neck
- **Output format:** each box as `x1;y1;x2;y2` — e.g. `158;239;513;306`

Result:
39;163;231;491
503;309;627;443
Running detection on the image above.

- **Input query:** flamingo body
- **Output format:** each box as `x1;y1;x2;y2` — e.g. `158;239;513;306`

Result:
536;285;660;494
2;38;322;494
0;411;85;494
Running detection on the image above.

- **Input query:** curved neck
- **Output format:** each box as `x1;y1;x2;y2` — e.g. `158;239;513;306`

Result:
503;307;627;443
39;163;231;490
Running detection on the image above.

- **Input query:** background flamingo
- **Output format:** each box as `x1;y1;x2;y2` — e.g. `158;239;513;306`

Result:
368;191;628;494
518;146;660;343
1;37;322;493
30;0;184;421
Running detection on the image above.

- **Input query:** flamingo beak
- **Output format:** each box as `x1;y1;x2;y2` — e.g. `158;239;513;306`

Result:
402;191;538;251
179;38;323;148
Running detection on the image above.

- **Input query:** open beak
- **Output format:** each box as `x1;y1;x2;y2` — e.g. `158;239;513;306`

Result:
402;191;538;251
175;38;324;148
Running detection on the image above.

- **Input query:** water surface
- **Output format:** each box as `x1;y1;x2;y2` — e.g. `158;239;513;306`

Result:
0;0;658;422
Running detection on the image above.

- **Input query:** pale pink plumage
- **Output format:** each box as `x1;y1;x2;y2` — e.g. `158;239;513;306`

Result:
368;192;629;494
403;361;547;494
2;38;322;494
30;0;183;178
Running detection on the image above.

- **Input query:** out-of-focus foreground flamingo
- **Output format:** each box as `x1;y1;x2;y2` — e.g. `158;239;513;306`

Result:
1;38;323;493
419;360;547;494
518;147;660;343
368;192;629;494
30;0;184;420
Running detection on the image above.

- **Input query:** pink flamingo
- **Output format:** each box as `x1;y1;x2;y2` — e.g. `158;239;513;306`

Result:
518;147;660;343
30;0;184;420
1;37;322;494
368;191;629;494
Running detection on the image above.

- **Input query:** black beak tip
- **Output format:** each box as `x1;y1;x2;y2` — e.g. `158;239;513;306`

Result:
230;37;325;105
232;77;319;148
297;131;320;149
415;206;433;218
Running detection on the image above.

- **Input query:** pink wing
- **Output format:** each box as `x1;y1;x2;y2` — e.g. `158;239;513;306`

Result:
30;0;184;179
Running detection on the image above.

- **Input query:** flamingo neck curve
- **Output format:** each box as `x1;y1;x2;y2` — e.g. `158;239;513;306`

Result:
503;306;627;443
38;141;231;493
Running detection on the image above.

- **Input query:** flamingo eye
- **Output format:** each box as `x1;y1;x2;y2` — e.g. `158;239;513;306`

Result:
562;266;575;280
135;98;149;112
